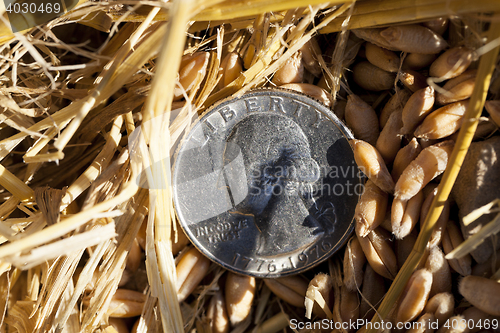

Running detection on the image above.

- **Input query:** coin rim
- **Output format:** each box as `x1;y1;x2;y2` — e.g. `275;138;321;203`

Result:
172;88;360;277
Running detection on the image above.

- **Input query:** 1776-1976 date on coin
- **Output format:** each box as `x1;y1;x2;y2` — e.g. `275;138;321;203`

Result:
173;89;364;277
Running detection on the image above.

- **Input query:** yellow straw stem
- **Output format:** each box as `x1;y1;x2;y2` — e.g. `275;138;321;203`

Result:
366;19;500;333
321;0;500;33
194;0;346;21
446;212;500;260
139;1;224;332
0;164;34;201
0;178;137;259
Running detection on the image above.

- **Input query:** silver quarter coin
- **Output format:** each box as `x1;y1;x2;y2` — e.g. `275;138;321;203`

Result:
173;89;362;277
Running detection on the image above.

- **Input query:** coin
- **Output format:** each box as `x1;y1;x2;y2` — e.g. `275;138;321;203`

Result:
173;89;363;277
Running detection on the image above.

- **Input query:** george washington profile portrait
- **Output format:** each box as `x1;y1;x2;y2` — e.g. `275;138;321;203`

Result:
223;112;336;256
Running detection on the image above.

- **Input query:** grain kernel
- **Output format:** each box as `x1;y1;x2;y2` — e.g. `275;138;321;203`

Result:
399;69;429;93
396;229;418;269
353;61;396;91
449;117;497;142
305;273;332;318
334;99;347;121
346;96;380;146
365;42;400;73
459;276;500;316
126;238;142;273
472;249;500;278
174;52;210;101
172;227;190;256
437;70;476;105
391;198;405;237
392;138;422;182
207;289;229;333
280;83;331;107
392;189;424;239
442;221;471;276
119;268;130;287
462;307;495;333
340;285;359;327
414;100;468;140
419;138;441;149
354;180;388;237
425;246;452;296
394;140;454;201
300;38;322;77
176;247;211;302
343;237;366;291
264;275;308;308
352;28;396;51
420;185;450;247
108;289;147;318
378;210;393;234
225;273;255;326
379;24;447;54
423;18;449;35
380;89;411;128
352;140;394;194
316;73;329;91
109;318;129;333
219;52;242;88
485;100;500;127
376;108;403;164
356;227;398;280
424;292;454;324
396;268;433;323
255;313;290;333
401;86;435;135
403;53;437;70
136;218;146;250
430;47;473;80
359;265;386;319
272;51;304;85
